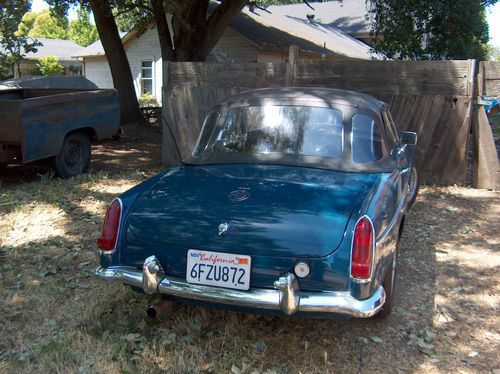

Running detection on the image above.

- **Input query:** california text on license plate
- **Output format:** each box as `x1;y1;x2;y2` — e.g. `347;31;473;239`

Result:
186;249;251;290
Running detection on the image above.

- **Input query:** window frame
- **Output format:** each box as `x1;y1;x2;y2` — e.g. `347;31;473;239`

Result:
349;110;389;164
140;59;154;96
382;108;399;150
187;103;396;174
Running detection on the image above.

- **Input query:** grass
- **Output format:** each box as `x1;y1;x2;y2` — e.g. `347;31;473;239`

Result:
0;155;499;373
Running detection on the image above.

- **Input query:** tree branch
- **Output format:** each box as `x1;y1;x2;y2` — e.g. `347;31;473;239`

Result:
204;0;247;44
112;2;152;18
152;0;174;60
164;0;194;35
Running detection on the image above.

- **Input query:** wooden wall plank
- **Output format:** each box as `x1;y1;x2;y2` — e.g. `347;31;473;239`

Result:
472;106;500;189
482;61;500;96
164;59;476;186
485;80;500;96
482;61;500;79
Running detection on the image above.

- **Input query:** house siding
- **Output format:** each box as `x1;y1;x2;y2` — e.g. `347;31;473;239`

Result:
212;28;257;62
83;27;261;103
84;57;113;89
16;59;82;78
83;28;163;102
122;28;163;101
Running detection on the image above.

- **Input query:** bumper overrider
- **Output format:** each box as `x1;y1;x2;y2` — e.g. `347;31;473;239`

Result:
94;255;386;317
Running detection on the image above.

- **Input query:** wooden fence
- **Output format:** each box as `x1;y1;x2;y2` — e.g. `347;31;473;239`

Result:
162;51;477;186
477;61;500;96
474;61;500;189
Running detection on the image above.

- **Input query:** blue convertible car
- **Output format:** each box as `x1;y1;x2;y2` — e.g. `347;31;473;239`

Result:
95;88;419;318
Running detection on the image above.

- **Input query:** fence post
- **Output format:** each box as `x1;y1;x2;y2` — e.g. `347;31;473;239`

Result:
465;59;476;98
286;45;299;87
162;60;182;167
464;59;477;187
477;61;485;96
472;106;500;189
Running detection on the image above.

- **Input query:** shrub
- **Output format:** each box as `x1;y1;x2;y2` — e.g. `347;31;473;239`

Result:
36;55;64;76
138;93;159;107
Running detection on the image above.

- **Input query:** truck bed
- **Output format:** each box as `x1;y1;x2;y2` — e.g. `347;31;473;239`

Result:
0;88;120;164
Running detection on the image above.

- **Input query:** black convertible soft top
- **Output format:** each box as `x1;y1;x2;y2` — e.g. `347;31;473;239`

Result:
187;87;396;173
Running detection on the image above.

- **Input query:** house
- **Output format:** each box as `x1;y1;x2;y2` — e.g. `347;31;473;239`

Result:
1;38;84;78
267;0;372;46
75;1;380;103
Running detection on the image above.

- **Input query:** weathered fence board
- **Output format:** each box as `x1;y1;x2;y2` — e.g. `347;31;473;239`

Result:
478;61;500;96
163;57;476;186
473;61;499;189
387;95;471;185
295;60;470;96
167;62;287;87
472;106;500;189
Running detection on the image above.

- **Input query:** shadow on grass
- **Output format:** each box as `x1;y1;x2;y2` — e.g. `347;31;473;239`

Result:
73;188;498;373
1;122;498;372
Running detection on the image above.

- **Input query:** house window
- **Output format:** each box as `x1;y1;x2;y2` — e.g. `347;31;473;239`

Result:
141;60;154;95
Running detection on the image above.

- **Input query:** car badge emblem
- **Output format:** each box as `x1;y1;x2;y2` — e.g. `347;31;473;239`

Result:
228;189;250;202
218;222;230;236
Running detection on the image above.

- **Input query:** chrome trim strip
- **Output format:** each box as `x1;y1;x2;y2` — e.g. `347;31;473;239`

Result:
273;273;300;315
94;265;385;318
142;255;164;295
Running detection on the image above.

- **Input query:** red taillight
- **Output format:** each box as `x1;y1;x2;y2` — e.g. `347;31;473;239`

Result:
351;216;374;280
98;199;122;251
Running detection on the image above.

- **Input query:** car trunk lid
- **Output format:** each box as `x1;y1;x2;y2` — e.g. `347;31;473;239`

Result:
122;165;377;260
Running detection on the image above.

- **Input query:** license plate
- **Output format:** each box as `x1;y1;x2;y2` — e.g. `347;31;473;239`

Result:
186;249;251;290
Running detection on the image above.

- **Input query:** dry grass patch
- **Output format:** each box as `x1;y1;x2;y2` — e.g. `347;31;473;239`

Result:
0;164;498;373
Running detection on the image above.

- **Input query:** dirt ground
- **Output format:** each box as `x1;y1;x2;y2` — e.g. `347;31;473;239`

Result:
0;124;498;374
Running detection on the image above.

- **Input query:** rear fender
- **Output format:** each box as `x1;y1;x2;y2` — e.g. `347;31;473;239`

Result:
347;173;403;300
99;170;171;268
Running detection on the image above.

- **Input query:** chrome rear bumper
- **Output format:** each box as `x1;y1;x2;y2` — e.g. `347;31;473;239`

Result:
94;255;385;318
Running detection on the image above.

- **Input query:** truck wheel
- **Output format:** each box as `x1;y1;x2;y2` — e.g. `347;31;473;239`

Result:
53;132;91;178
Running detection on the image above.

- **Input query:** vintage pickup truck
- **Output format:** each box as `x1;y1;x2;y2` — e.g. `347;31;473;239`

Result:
0;88;120;178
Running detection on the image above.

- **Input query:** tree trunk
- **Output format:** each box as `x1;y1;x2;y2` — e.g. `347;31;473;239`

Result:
89;0;141;125
152;0;247;166
15;59;21;77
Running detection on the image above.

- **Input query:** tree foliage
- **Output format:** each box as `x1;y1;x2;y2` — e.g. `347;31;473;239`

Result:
68;6;99;46
27;9;69;39
36;55;64;75
367;0;497;60
19;6;98;47
18;9;38;36
0;0;41;78
487;44;500;61
0;54;12;80
114;5;150;32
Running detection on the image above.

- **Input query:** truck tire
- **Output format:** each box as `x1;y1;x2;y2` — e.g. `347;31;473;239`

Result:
53;132;91;178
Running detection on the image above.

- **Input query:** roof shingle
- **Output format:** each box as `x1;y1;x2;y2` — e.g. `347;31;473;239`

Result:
75;1;379;60
22;38;84;61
